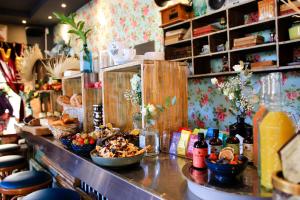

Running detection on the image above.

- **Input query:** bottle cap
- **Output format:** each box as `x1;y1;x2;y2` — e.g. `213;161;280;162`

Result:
198;132;204;140
213;129;219;138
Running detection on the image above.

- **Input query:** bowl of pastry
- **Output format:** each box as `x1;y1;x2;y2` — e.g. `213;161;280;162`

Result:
90;134;150;167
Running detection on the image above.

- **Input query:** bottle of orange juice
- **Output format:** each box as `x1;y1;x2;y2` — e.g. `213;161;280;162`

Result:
253;76;268;168
259;73;295;190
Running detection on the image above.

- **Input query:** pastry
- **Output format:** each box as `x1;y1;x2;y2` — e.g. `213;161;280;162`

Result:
57;95;70;105
70;94;82;107
28;118;41;126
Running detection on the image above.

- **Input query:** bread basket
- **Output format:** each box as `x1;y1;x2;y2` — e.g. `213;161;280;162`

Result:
49;123;79;139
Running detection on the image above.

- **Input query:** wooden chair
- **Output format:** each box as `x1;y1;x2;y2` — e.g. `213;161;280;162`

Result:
0;171;52;200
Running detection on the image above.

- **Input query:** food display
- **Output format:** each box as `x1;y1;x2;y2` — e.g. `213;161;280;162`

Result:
57;94;82;107
23;115;41;126
70;132;97;155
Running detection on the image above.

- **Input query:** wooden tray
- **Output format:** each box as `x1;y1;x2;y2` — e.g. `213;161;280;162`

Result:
21;125;51;136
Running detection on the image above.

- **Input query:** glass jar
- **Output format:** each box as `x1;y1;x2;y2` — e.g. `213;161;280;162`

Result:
80;44;93;73
259;73;296;190
139;126;160;156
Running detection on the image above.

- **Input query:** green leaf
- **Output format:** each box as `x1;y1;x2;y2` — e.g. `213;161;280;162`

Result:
165;96;171;107
156;105;164;112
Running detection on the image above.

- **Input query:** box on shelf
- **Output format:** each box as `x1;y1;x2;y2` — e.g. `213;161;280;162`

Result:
165;28;187;45
250;60;276;69
193;25;220;37
160;3;192;28
258;0;275;21
280;1;300;15
165;46;192;60
233;35;264;49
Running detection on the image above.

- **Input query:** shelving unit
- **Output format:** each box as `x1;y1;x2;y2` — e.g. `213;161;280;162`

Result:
102;60;188;134
162;0;300;78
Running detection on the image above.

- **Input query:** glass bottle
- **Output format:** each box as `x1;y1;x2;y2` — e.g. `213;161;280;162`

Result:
243;126;253;164
253;76;269;167
80;44;93;73
208;129;222;154
226;127;240;155
229;115;252;138
259;73;296;190
193;132;208;169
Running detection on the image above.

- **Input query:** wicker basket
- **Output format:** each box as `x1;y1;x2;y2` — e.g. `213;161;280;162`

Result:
49;123;80;139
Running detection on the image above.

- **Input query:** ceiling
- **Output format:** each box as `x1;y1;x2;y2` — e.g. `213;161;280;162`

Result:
0;0;91;27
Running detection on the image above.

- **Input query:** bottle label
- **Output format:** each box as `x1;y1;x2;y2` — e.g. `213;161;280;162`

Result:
209;145;222;154
193;148;208;168
243;143;253;162
227;144;240;155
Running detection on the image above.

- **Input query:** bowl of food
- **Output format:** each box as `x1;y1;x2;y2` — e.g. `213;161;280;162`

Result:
90;134;149;167
70;133;96;156
205;147;248;183
60;134;75;149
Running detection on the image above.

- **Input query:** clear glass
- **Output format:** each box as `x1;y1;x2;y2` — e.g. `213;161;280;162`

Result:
139;127;160;156
80;45;93;73
259;73;296;190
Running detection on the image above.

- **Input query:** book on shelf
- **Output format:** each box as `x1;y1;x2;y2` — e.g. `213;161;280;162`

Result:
166;28;187;37
233;35;264;48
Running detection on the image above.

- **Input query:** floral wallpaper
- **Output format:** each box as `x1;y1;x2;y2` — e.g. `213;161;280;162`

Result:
54;0;164;54
188;71;300;131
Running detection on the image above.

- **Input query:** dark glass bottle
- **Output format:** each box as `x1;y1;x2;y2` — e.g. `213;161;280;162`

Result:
226;128;240;155
193;132;208;169
229;115;252;138
243;127;253;164
208;129;223;154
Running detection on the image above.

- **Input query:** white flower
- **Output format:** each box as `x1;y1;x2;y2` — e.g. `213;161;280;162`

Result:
211;78;218;85
223;88;229;96
233;64;244;72
229;93;235;100
148;104;156;113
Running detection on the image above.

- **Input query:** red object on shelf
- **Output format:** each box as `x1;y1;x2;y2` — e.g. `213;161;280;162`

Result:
193;25;220;37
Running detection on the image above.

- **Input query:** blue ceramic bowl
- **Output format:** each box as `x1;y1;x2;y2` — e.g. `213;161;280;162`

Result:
60;136;73;149
71;143;95;156
205;155;248;183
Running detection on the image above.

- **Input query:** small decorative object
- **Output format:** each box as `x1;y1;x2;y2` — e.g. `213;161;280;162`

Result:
20;88;39;117
217;44;225;52
124;73;142;129
177;130;191;156
140;96;176;156
289;21;300;40
20;44;43;82
193;0;207;17
279;133;300;184
108;41;136;65
201;45;210;54
53;12;92;73
93;104;103;131
169;132;181;155
42;56;80;79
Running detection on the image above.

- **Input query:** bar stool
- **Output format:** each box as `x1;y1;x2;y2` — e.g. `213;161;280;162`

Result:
23;188;81;200
0;170;52;200
0;144;20;156
0;155;26;180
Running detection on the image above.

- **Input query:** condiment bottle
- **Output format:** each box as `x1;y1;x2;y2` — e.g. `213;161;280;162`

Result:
259;73;296;190
208;129;222;154
226;128;240;155
193;132;208;169
253;76;268;167
243;127;253;164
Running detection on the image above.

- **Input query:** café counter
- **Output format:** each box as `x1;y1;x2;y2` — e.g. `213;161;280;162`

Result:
19;131;272;200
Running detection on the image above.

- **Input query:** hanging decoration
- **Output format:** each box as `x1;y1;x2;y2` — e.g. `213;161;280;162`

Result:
19;44;43;82
0;48;11;63
42;56;80;79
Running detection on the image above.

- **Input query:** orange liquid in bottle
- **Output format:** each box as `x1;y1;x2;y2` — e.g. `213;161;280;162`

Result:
259;111;295;190
253;105;267;167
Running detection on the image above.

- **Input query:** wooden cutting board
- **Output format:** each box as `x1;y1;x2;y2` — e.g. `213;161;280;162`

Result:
21;125;51;136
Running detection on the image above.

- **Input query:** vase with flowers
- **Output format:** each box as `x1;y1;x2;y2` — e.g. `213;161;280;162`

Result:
20;88;39;117
124;73;142;129
211;61;257;137
139;96;176;156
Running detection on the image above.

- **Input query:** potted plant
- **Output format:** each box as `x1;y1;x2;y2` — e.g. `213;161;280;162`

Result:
53;12;92;73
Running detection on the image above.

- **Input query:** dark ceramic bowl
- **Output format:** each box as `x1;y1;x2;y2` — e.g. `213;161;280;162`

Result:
205;155;248;183
60;135;74;149
71;143;95;156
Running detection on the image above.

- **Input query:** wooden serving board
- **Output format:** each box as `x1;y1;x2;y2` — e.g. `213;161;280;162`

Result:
21;125;51;136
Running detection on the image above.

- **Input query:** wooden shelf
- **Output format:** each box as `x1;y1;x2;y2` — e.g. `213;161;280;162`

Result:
229;18;275;31
162;19;191;30
230;42;276;53
193;29;227;40
165;38;191;46
102;60;143;72
62;73;82;80
189;71;236;78
194;51;228;59
170;56;192;61
277;12;298;19
279;39;300;45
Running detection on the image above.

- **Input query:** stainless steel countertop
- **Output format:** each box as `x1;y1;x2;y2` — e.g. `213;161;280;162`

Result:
20;132;271;200
20;132;199;200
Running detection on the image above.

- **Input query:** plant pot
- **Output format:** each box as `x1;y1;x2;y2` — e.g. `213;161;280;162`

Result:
80;45;93;73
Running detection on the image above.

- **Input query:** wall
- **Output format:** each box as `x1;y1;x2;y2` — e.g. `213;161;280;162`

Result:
54;0;164;54
54;0;300;131
6;24;27;44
